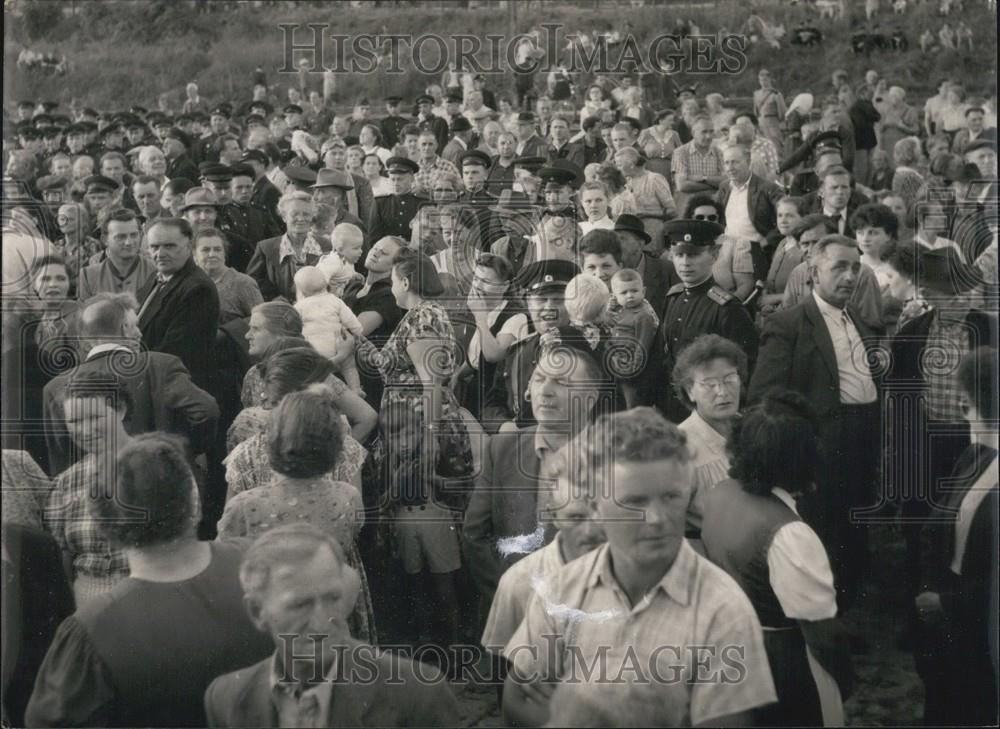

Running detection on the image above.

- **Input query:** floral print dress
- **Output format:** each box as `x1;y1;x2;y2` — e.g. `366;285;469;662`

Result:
358;299;474;480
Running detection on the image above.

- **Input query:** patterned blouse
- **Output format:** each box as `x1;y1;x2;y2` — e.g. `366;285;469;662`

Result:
2;449;52;529
358;299;474;480
224;428;367;501
43;454;130;584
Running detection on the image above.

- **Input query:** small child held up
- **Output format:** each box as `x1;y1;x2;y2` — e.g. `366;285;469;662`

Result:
563;273;612;349
317;222;366;297
607;268;659;407
293;266;365;394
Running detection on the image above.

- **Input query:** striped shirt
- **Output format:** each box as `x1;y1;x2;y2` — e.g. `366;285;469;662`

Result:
506;540;776;726
625;169;676;219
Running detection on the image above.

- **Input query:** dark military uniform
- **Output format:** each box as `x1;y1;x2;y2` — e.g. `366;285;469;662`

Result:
215;202;264;273
366;191;424;245
655;277;759;422
456;187;500;249
166;154;200;183
250;174;282;226
415;113;449;152
380;114;408;150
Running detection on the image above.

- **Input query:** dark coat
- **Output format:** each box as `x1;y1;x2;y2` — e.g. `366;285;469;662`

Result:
43;348;220;474
136;257;221;392
748;295;882;418
462;425;555;600
204;642;460;728
245;235;333;303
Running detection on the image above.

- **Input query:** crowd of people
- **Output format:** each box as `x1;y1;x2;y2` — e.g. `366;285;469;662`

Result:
1;26;998;728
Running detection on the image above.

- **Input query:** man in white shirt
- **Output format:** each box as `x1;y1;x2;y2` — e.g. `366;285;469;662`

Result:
503;408;777;727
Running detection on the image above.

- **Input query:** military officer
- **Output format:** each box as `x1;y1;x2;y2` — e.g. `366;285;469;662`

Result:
415;93;449;152
366;156;425;247
654;218;759;422
481;258;578;433
198;163;261;273
230;161;283;241
196;106;231;164
282;164;318;193
241;149;282;228
380;95;408;150
455;149;500;249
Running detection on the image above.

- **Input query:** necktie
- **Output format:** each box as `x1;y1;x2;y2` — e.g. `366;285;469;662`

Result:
137;277;168;320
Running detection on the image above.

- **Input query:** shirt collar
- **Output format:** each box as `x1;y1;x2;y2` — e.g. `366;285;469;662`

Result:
534;428;568;462
732;173;752;190
771;487;800;516
588;541;695;608
812;289;847;318
822;205;847;219
684;411;728;457
269;651;337;705
279;233;323;263
86;343;133;360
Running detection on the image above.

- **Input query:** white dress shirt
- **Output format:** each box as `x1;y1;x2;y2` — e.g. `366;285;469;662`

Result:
725;176;761;242
812;291;878;404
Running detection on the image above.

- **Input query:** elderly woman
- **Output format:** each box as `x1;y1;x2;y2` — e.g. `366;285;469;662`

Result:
673;334;748;541
892;136;926;212
915;347;998;726
357;249;474;483
53;203;101;294
246;190;332;302
702;390;848;727
135;146;168;188
450;253;527;418
218;385;376;636
192;227;263;325
26;434;273;727
342;235;406;408
44;372;133;605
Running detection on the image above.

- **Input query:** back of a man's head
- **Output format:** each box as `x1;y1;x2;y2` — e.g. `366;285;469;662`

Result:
80;292;139;345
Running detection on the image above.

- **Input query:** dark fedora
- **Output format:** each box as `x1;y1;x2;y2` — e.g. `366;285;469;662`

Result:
614;213;651;244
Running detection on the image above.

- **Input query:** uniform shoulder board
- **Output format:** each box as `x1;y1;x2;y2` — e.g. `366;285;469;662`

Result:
666;283;687;296
707;285;739;305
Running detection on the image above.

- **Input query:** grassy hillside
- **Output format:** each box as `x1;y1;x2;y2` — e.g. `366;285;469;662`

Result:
4;0;997;114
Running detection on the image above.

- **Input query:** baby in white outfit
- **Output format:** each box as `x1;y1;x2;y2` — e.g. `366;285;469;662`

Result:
294;266;364;393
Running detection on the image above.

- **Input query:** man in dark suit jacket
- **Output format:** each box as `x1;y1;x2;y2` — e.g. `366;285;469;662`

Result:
204;524;459;728
137;219;221;394
749;235;883;612
42;292;219;475
463;425;555;622
802;165;869;239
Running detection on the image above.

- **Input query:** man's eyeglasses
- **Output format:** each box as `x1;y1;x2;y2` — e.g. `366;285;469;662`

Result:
693;373;740;391
693;214;719;222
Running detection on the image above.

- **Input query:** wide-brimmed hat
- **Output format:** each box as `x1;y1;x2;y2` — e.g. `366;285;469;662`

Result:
311;168;355;190
179;186;221;211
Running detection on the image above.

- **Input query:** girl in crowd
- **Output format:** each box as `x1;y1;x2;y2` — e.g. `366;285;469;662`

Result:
761;196;805;320
362;152;391;198
44;372;133;605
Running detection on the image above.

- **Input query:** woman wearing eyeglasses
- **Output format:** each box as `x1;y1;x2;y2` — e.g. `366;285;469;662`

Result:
672;334;748;548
